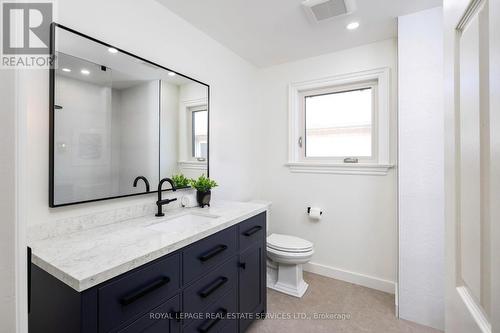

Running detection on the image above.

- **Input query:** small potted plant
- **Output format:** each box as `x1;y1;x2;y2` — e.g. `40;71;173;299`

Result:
171;173;190;189
190;174;218;208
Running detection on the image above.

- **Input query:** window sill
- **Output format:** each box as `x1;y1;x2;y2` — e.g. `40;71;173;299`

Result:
285;162;394;175
178;161;207;170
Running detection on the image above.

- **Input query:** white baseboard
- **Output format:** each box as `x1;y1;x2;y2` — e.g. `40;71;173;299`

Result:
303;262;396;294
457;286;491;333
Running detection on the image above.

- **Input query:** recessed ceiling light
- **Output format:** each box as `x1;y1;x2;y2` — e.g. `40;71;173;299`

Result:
346;21;360;30
168;72;176;77
61;68;71;72
108;47;118;54
81;69;90;75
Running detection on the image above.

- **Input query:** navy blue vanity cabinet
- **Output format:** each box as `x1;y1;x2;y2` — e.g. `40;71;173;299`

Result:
98;254;181;332
183;288;238;333
117;295;181;333
183;256;238;317
237;213;267;332
29;264;97;333
183;226;238;284
29;211;267;333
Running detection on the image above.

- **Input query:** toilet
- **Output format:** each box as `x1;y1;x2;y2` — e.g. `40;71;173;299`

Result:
266;233;314;298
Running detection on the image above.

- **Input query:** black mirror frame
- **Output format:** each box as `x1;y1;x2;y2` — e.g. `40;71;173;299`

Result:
49;22;210;208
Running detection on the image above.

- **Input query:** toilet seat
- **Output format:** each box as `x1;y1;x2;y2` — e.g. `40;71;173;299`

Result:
267;234;313;253
266;246;314;263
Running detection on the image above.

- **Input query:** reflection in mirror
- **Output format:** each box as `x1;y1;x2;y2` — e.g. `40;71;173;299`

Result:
192;106;208;159
51;25;208;207
161;80;208;181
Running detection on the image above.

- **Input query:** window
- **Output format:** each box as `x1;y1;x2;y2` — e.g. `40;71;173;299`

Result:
288;68;393;175
303;85;375;160
190;106;208;160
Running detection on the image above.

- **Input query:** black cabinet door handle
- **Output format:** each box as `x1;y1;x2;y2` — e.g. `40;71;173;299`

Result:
197;308;228;333
238;262;246;270
198;277;229;298
120;276;170;306
243;225;262;237
198;244;228;262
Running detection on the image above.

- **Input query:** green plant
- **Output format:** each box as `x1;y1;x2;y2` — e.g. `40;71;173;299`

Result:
171;174;190;188
189;174;218;192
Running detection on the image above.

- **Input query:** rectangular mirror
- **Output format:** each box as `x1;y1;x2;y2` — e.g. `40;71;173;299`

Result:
50;24;209;207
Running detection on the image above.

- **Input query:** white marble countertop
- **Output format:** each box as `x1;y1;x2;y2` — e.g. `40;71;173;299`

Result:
29;200;270;292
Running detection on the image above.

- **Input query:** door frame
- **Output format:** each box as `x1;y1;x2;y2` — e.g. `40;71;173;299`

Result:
14;69;29;333
443;0;499;331
490;0;500;327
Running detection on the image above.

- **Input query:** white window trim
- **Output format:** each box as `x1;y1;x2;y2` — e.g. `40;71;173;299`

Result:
177;160;207;170
188;104;208;160
287;67;394;175
181;97;208;163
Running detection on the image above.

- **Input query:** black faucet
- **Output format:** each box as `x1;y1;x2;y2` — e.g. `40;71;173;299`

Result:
133;176;150;192
156;178;177;217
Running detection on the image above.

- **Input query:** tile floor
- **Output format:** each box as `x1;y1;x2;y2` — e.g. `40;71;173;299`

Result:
247;272;443;333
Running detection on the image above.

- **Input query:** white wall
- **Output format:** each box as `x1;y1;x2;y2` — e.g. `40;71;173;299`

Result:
258;39;398;292
0;69;17;333
22;0;262;227
398;7;444;330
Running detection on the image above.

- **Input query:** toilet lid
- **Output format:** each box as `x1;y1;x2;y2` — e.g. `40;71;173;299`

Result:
267;234;313;252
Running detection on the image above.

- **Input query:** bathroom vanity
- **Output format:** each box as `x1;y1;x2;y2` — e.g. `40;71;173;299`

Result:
28;201;269;332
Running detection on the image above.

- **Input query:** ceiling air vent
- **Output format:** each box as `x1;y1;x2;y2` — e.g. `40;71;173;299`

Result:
302;0;356;23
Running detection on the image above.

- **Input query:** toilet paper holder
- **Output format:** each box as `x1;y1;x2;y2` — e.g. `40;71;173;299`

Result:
307;207;323;215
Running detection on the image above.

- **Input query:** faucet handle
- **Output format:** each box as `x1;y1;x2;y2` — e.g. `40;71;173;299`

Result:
157;198;177;206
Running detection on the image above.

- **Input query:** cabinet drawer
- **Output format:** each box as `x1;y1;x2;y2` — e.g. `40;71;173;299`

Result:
239;212;266;251
99;254;181;333
184;257;237;317
183;289;237;333
116;294;181;333
183;226;237;284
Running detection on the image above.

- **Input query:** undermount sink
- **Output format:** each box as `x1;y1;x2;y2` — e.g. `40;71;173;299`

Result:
146;212;219;233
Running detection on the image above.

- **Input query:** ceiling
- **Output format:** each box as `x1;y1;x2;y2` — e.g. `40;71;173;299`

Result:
155;0;442;67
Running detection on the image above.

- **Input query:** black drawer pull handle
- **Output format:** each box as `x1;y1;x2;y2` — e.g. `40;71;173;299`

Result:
243;225;262;236
120;276;170;306
198;244;228;262
238;262;246;270
197;308;228;333
198;277;229;298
